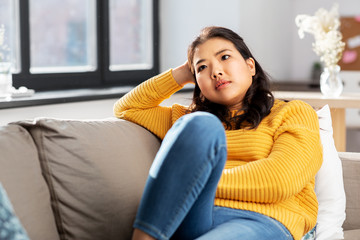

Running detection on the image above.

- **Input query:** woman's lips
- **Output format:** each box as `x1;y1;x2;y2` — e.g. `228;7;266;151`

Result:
215;80;231;90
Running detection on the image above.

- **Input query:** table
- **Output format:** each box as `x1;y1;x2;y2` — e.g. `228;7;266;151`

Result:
274;91;360;152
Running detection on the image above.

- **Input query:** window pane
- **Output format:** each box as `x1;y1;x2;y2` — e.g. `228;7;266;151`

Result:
109;0;153;71
29;0;96;73
0;0;20;73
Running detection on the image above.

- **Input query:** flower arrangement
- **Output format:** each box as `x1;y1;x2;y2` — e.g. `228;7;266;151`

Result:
295;4;345;68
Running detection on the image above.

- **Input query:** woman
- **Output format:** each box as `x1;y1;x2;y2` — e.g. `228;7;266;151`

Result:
114;26;323;240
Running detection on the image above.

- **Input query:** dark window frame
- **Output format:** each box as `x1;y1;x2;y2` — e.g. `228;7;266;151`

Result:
12;0;159;91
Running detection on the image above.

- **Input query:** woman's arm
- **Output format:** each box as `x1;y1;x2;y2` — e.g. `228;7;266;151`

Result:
216;101;323;203
113;62;194;139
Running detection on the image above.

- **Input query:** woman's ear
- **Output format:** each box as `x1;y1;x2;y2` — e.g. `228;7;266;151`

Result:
246;58;256;76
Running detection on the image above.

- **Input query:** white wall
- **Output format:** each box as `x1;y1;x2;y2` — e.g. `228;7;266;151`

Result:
0;92;192;126
159;0;242;71
160;0;360;81
236;0;293;81
0;99;118;125
159;0;293;80
160;0;295;80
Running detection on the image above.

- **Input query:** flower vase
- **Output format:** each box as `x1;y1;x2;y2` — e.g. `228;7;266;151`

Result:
0;62;12;98
320;65;343;97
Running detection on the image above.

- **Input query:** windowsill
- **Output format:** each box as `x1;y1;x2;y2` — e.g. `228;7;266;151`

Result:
0;85;195;109
0;86;133;109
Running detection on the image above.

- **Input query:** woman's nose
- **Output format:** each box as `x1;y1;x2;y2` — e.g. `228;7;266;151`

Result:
211;65;223;80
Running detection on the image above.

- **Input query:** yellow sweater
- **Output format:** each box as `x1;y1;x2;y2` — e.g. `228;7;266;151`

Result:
114;69;323;240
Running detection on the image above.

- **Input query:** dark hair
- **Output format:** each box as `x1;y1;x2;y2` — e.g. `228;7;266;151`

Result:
187;26;274;130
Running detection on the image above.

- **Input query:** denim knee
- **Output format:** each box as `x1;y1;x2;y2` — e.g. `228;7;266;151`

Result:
173;112;227;163
175;112;225;140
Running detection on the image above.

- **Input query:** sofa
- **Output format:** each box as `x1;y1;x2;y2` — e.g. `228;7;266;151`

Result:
0;117;359;240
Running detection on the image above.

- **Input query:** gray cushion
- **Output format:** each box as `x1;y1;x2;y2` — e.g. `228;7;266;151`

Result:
339;152;360;231
19;118;160;240
0;124;60;240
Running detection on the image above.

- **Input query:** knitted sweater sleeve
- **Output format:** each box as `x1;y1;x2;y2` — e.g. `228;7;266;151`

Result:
113;69;184;139
216;100;323;203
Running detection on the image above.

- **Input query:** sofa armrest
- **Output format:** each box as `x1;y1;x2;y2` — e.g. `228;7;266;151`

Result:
339;152;360;161
339;152;360;231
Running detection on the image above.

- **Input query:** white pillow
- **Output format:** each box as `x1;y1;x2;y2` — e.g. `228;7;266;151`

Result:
315;105;346;240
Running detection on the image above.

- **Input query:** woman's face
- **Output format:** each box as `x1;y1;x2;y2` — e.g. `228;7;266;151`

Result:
192;37;255;111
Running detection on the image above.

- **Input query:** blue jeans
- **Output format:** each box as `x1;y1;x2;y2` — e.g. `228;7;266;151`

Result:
133;112;293;240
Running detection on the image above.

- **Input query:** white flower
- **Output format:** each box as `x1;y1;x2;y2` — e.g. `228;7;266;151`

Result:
295;4;345;68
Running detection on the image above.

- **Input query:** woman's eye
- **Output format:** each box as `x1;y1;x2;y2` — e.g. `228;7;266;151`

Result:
222;55;230;60
197;65;206;72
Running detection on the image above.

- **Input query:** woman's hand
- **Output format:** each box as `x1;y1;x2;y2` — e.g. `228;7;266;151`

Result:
172;61;196;87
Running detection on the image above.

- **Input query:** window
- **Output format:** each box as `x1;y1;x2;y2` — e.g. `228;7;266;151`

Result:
11;0;159;91
29;0;97;74
109;0;153;71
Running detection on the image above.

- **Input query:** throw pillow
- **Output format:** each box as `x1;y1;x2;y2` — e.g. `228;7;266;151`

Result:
315;105;346;240
302;225;316;240
0;183;29;240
